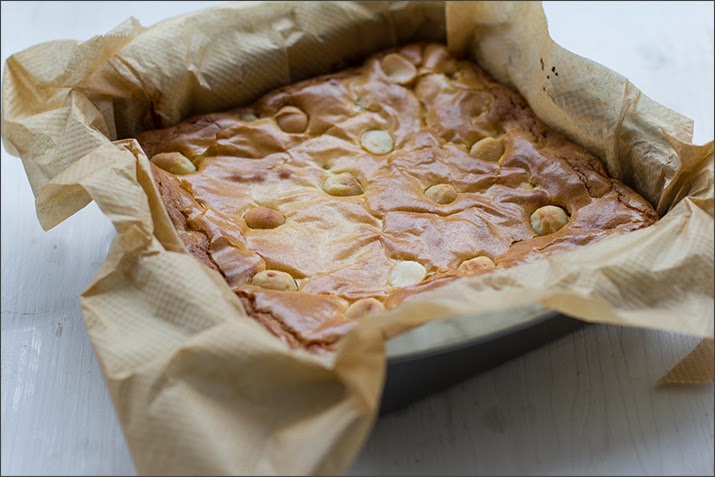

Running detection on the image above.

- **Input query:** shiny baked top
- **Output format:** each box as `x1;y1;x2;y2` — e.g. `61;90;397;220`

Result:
138;43;658;350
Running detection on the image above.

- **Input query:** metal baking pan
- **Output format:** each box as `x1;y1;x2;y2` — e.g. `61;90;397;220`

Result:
381;306;585;414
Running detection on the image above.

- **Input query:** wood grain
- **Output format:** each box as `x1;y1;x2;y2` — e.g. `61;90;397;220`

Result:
1;2;712;475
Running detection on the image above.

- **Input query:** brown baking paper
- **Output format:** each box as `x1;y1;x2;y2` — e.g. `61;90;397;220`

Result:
2;1;713;475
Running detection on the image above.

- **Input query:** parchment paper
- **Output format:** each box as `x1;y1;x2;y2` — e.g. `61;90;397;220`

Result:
2;1;713;475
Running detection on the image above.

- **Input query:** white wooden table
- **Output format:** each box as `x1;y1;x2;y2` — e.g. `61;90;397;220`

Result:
2;2;713;475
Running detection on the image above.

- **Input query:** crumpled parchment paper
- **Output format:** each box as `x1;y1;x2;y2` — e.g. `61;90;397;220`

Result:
2;1;712;475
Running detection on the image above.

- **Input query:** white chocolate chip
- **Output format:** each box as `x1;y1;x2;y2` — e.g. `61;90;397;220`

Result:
424;184;458;204
458;256;496;273
390;261;427;288
322;172;364;197
361;130;393;155
244;207;285;229
469;137;504;162
380;53;417;84
275;106;308;133
345;298;385;319
150;152;196;175
251;270;298;291
241;113;258;122
530;205;569;236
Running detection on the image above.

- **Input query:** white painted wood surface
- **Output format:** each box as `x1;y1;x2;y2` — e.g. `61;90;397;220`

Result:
1;2;713;475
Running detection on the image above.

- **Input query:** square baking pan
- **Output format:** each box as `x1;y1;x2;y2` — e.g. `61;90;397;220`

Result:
381;307;585;414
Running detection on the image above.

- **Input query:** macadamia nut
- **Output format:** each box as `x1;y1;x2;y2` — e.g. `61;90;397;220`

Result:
424;184;458;204
322;172;364;197
361;130;393;155
275;106;308;133
251;270;298;291
244;207;285;229
345;298;385;319
150;152;196;175
458;256;496;273
469;137;504;162
390;261;427;287
380;53;417;84
530;205;569;236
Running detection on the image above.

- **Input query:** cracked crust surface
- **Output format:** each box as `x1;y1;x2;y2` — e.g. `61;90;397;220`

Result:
138;43;658;351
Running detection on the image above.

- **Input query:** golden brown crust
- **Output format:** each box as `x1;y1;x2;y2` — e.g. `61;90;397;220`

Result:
151;163;218;273
138;43;658;350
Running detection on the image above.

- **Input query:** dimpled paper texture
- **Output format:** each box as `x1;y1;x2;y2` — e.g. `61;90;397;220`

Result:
1;1;713;475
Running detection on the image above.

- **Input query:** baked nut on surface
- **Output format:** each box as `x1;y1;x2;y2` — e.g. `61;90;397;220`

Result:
380;53;418;84
424;184;458;204
345;298;386;319
275;106;309;134
323;173;364;197
390;261;428;288
360;130;394;155
469;137;504;162
150;152;196;175
138;43;658;351
530;205;570;236
251;270;298;292
244;207;286;229
458;256;497;273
